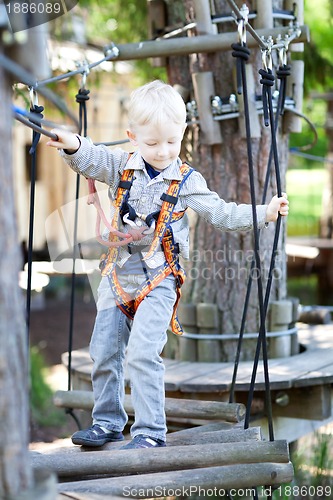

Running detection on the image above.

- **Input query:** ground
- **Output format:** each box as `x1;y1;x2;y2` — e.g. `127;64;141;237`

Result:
29;291;96;443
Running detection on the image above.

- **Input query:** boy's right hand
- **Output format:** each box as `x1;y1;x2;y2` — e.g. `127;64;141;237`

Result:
46;129;81;153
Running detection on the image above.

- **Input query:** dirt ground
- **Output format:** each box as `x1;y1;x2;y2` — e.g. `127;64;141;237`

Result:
29;292;96;443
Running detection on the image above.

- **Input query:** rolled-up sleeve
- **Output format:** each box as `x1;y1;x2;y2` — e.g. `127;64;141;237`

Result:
182;170;267;231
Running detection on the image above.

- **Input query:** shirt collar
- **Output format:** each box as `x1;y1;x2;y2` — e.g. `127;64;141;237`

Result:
125;152;183;181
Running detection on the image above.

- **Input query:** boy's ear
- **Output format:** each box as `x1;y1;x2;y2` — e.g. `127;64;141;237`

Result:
126;129;138;146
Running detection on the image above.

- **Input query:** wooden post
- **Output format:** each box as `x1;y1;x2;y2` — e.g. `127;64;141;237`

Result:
192;72;223;145
196;303;221;361
178;303;198;361
268;300;293;357
193;0;216;35
147;0;167;67
254;0;273;30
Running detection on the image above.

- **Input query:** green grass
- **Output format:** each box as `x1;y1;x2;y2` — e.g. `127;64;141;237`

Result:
30;346;66;427
286;168;327;236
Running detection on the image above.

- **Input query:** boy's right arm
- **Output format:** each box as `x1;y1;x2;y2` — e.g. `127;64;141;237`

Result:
46;128;129;189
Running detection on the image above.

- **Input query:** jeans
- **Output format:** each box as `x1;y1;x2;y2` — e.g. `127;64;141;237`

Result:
89;272;177;441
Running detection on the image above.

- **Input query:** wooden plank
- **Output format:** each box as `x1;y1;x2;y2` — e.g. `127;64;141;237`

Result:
32;441;289;480
57;462;294;497
179;362;243;393
294;364;333;387
163;360;221;391
54;390;245;422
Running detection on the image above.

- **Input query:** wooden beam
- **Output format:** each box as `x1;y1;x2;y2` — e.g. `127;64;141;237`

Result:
31;441;290;480
53;390;245;422
57;462;294;497
273;385;332;420
104;25;309;61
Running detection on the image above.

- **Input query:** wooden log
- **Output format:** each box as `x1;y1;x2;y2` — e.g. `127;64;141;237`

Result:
53;390;245;422
170;421;235;435
166;426;262;446
36;427;263;458
298;309;331;325
31;441;290;479
57;462;294;497
58;494;126;500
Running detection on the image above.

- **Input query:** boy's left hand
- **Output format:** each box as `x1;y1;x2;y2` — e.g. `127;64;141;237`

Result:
266;193;289;222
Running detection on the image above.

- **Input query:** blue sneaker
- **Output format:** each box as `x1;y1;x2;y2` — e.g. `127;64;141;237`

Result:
71;424;124;447
121;434;166;449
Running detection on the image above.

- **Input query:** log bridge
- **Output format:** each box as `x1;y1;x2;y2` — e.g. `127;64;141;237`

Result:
28;324;332;498
32;400;293;499
32;321;333;498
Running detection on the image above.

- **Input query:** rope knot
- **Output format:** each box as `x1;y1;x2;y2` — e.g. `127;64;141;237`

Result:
276;64;291;79
75;89;90;103
259;68;275;87
231;43;250;62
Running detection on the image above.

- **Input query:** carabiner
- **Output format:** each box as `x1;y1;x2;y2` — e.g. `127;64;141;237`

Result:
29;87;38;108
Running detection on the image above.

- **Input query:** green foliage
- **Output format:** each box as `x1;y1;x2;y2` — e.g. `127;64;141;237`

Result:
30;346;65;427
303;0;333;93
51;0;166;83
286;168;326;236
273;432;333;499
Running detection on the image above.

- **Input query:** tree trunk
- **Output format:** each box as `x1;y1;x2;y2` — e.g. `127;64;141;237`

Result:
165;0;289;338
0;46;33;496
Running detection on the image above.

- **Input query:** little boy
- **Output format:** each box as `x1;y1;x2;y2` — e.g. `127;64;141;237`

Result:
47;80;288;449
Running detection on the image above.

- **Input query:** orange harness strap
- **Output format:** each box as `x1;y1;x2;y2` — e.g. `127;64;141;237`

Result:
100;162;194;335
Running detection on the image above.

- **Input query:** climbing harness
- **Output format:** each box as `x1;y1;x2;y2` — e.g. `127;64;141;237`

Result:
96;162;194;336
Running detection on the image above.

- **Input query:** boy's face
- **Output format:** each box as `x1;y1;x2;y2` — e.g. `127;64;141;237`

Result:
127;122;186;171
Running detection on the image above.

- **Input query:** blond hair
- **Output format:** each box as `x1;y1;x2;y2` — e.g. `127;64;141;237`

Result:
128;80;186;131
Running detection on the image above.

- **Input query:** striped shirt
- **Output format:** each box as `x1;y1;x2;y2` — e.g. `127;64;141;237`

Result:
60;137;267;269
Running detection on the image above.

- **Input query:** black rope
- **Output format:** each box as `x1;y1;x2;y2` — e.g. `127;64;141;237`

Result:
26;104;44;341
230;44;274;445
229;64;290;406
65;88;90;430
